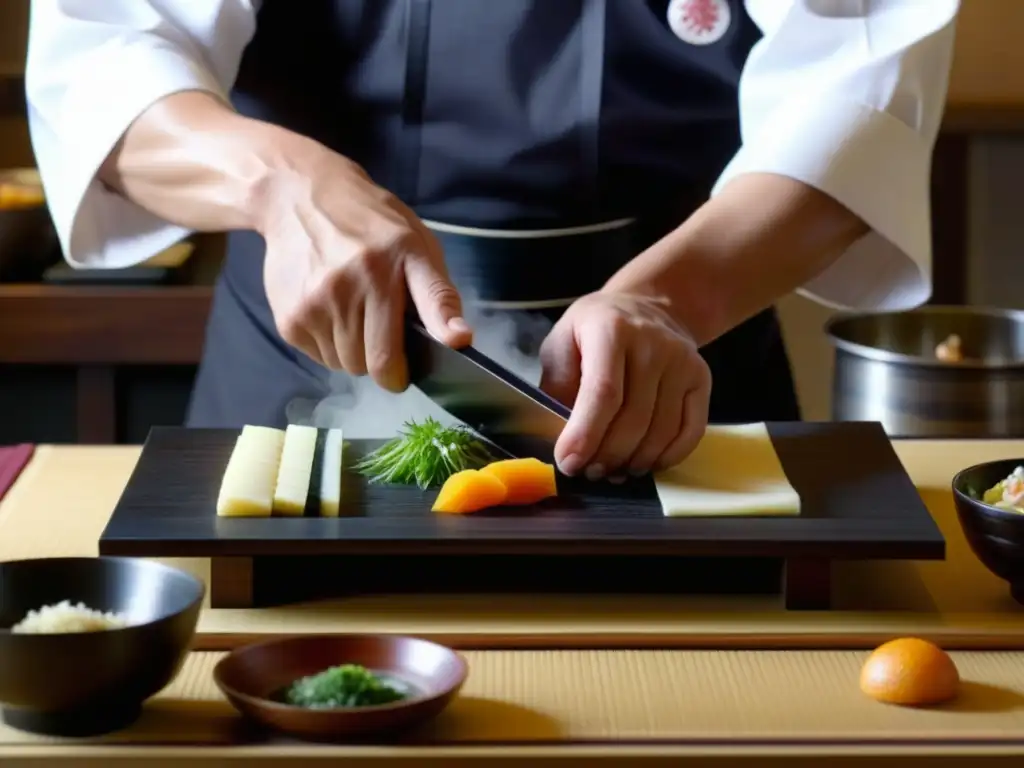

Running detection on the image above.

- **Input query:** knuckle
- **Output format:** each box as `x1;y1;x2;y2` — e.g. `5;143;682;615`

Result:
694;357;712;390
692;419;708;444
659;428;705;470
336;342;368;376
332;254;395;298
366;348;398;380
654;446;687;472
349;244;388;275
652;453;680;472
598;447;632;473
628;454;658;474
560;428;596;461
370;223;418;258
340;155;369;177
604;312;632;338
376;189;406;210
275;312;306;346
420;226;443;252
588;376;623;408
672;347;710;386
629;429;672;470
345;357;369;377
633;344;660;374
539;328;572;369
538;337;556;365
666;338;693;365
603;426;647;466
319;264;357;298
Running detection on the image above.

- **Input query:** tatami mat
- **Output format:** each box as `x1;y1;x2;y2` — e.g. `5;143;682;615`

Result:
4;650;1024;747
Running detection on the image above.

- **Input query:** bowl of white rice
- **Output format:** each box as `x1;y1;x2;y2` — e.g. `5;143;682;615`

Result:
11;599;130;634
0;556;204;737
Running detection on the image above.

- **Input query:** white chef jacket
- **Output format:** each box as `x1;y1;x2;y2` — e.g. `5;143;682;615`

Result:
24;0;960;312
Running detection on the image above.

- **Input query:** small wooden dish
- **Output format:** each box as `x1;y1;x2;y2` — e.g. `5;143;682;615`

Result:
213;634;468;741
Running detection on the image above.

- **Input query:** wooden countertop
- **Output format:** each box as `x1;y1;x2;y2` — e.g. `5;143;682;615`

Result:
3;439;1024;763
6;440;1024;650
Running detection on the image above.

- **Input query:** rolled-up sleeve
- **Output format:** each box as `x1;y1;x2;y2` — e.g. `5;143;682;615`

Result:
25;1;258;268
715;0;961;311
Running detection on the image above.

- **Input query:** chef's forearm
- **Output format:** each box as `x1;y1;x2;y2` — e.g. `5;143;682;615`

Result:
603;173;869;347
98;91;324;235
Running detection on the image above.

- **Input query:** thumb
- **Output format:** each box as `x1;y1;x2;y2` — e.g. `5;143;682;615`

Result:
404;252;472;348
539;324;582;409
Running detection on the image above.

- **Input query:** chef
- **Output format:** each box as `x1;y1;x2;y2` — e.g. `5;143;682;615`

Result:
25;1;959;480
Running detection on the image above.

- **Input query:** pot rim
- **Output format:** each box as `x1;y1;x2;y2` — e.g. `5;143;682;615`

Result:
824;305;1024;371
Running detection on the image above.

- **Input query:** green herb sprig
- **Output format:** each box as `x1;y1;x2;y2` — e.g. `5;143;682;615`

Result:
285;664;407;709
354;417;496;489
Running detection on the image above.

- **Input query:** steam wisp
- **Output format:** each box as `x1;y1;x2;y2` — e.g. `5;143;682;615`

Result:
285;304;556;438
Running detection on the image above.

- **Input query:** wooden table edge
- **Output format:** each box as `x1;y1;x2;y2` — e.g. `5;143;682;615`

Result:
4;741;1024;763
190;626;1024;653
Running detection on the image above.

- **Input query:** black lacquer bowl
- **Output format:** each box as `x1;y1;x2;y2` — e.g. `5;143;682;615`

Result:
952;459;1024;604
0;557;204;736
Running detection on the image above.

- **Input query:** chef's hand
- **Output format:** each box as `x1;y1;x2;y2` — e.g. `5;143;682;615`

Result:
539;291;711;479
258;150;471;391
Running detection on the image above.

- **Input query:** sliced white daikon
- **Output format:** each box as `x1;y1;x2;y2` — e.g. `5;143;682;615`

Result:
653;423;800;517
216;425;286;517
272;424;319;516
318;428;344;517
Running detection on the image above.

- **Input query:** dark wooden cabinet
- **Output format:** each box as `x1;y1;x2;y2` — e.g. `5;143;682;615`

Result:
0;285;211;444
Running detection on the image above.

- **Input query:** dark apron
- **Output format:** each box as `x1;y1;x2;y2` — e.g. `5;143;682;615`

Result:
187;0;801;429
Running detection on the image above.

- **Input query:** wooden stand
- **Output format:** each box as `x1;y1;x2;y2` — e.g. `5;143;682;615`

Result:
103;427;942;615
208;553;831;610
209;557;254;609
783;558;832;611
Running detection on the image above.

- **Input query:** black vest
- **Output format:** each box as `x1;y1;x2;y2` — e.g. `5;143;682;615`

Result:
232;0;760;227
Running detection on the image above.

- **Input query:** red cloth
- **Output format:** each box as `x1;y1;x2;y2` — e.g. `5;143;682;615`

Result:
0;444;34;502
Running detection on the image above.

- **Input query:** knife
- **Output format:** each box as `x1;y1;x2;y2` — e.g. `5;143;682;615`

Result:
404;316;570;463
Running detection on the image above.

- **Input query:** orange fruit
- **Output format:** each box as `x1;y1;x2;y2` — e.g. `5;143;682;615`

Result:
859;637;959;706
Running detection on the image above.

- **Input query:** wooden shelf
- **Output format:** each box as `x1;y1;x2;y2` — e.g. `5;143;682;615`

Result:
0;283;212;365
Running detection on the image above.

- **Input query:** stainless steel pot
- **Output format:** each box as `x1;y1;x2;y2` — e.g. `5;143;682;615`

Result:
825;306;1024;438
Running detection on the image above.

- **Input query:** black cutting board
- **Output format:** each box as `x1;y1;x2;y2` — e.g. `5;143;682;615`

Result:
98;422;944;561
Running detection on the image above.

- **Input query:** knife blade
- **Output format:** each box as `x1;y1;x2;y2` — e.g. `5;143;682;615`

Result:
404;316;570;463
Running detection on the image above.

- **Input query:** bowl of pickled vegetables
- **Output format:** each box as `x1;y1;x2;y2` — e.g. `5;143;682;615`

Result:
952;459;1024;603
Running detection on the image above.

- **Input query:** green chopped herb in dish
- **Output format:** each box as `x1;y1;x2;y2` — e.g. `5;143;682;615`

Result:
354;417;496;489
284;664;409;709
982;465;1024;513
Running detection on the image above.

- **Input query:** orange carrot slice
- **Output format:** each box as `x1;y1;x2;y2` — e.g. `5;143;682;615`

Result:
479;457;557;506
431;469;508;514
